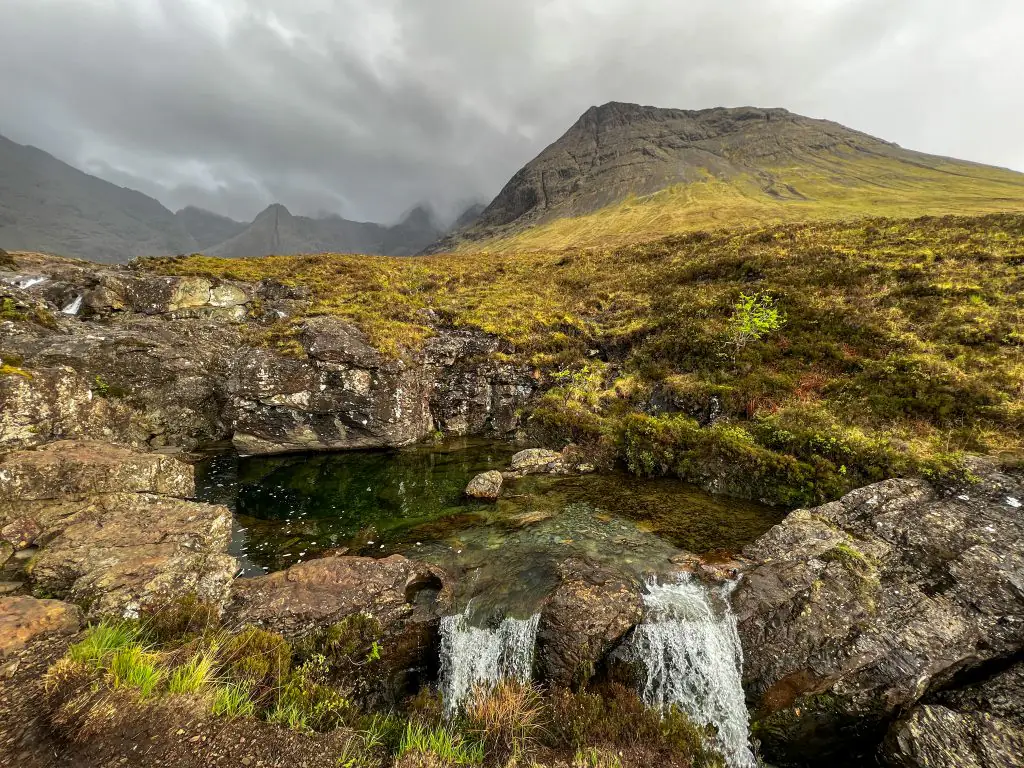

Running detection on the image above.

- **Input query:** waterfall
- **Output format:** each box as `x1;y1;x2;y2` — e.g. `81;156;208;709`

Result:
438;607;540;714
61;295;83;315
631;576;755;768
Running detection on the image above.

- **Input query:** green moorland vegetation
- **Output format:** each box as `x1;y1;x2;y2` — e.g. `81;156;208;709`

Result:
144;214;1024;506
45;601;723;767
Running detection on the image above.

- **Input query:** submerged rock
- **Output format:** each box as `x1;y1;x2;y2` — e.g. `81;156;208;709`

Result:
0;596;82;656
465;470;503;500
733;470;1024;764
535;558;643;689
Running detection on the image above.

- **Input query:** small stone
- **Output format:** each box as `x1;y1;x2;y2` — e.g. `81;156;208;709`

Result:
465;470;503;501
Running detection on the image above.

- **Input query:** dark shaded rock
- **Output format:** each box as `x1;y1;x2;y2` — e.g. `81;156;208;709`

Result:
882;704;1024;768
535;558;643;689
733;470;1024;765
228;555;453;685
465;470;503;500
0;596;82;656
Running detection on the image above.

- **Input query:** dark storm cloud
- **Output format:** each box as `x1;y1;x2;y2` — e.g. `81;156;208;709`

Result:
1;0;1022;223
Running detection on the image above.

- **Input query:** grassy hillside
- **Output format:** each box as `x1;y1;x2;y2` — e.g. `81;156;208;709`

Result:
472;152;1024;252
146;214;1024;506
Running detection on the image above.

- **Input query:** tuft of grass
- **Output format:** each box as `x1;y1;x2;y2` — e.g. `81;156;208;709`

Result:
69;621;141;665
574;746;624;768
396;721;485;766
219;625;291;697
464;680;544;762
211;683;256;718
167;648;217;695
108;646;164;697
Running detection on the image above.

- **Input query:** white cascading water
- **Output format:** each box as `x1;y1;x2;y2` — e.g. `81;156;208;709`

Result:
438;607;540;715
631;576;756;768
61;295;83;315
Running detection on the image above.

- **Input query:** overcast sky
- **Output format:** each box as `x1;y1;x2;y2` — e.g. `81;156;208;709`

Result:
1;0;1021;224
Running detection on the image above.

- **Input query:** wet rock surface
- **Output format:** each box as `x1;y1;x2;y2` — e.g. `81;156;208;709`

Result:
535;558;643;690
465;470;503;500
733;469;1024;765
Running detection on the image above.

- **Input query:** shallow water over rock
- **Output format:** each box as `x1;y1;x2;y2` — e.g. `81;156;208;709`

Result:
196;440;783;617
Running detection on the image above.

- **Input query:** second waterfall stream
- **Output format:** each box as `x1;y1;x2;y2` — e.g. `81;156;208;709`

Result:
630;576;756;768
437;575;754;768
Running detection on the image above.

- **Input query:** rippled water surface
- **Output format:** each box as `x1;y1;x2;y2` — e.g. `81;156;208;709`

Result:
196;440;783;617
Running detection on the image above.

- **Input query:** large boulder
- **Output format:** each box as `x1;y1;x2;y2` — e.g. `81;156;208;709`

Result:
227;554;453;684
535;559;644;689
733;470;1024;764
882;664;1024;767
0;441;236;617
227;554;452;636
24;493;236;617
0;440;194;501
0;596;82;656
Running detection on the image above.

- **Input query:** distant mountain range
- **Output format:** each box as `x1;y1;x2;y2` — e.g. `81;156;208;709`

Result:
0;133;476;263
432;102;1024;251
5;103;1024;262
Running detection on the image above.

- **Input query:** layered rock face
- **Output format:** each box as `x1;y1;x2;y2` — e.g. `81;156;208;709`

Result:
1;253;535;455
733;468;1024;765
0;441;236;616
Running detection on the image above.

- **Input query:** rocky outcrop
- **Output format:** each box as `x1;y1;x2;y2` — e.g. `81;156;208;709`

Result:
227;554;453;684
733;469;1024;764
227;554;452;636
26;493;236;616
0;596;82;656
0;440;193;500
881;663;1024;767
465;470;503;500
0;441;236;617
535;559;643;689
3;257;536;456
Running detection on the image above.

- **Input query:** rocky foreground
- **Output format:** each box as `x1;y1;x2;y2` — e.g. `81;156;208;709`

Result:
2;255;1023;767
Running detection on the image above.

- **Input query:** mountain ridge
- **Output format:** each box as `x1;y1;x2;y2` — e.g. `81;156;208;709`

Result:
431;101;1024;251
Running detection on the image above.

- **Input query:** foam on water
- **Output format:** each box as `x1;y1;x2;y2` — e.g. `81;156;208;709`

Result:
61;295;83;315
632;576;755;768
438;607;540;715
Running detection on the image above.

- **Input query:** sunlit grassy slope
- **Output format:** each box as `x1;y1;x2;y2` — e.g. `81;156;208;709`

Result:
470;150;1024;252
146;214;1024;505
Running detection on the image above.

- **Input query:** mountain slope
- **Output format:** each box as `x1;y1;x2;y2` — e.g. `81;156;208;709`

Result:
207;203;443;258
175;206;247;250
0;134;197;263
435;103;1024;251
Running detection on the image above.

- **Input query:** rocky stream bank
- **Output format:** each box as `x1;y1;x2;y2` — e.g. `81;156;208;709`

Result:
2;255;1023;767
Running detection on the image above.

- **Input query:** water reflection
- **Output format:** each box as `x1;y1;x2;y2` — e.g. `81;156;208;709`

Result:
196;440;784;614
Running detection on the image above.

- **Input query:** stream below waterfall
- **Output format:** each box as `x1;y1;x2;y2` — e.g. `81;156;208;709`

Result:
196;440;781;765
